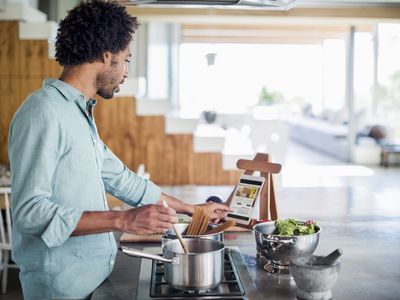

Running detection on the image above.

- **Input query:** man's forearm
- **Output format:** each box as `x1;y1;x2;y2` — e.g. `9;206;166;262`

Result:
71;204;178;236
159;192;195;216
71;211;124;236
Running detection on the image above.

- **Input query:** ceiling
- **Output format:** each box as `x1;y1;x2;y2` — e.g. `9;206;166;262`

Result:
121;0;400;9
299;0;400;7
124;0;400;25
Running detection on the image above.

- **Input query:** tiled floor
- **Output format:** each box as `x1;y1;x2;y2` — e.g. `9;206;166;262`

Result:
2;141;399;299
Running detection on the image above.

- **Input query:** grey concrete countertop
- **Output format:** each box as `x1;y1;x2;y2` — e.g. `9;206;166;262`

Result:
92;225;400;300
92;186;400;300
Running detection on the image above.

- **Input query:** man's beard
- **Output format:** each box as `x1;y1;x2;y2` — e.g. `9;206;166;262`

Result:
97;87;114;99
96;71;119;100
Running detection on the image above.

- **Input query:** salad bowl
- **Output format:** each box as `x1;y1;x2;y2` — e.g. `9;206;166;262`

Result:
253;220;321;274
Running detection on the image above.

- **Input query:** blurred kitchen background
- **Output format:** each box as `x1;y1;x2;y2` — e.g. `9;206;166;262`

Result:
1;0;400;298
2;0;400;190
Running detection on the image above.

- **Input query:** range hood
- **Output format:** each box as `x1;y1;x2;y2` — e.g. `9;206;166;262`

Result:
121;0;299;9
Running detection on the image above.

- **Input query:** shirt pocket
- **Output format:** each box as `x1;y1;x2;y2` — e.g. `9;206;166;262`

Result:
69;135;98;175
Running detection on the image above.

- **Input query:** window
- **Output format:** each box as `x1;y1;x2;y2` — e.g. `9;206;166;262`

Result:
377;23;400;119
354;31;374;115
179;41;346;116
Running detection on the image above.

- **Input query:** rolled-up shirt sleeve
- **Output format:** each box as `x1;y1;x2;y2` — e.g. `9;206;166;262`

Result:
9;103;83;248
100;142;161;207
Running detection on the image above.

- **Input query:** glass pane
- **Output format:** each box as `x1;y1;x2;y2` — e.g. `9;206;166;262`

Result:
353;32;374;126
377;23;400;120
179;42;346;117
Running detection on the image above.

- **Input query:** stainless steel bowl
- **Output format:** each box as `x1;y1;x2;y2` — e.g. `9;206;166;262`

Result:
163;223;223;243
253;221;321;274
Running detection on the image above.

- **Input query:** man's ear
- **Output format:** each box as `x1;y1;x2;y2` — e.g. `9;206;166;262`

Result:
102;51;112;67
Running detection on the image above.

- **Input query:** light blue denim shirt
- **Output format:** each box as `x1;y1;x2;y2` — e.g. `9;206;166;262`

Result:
8;78;161;299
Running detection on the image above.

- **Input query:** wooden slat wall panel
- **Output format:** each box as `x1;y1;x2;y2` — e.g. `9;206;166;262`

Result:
0;20;241;185
171;135;192;185
191;152;239;185
94;97;140;170
20;76;43;100
0;21;60;165
0;76;20;164
0;22;20;76
19;40;49;76
47;57;63;78
95;98;241;185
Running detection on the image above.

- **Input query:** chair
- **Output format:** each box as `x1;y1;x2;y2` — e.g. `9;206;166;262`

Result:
0;187;17;294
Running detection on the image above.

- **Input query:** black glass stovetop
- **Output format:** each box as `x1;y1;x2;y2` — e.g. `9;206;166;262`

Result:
136;247;255;300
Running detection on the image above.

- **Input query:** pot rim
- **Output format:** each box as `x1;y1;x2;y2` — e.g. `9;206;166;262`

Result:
165;231;223;238
163;238;226;256
165;223;223;238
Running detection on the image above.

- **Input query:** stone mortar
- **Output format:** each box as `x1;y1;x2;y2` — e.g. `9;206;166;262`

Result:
290;256;341;300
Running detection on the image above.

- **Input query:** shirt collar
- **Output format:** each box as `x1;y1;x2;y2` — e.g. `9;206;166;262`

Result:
87;98;97;117
44;78;96;112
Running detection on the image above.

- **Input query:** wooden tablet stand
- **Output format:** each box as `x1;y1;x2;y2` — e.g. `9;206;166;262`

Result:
225;153;282;230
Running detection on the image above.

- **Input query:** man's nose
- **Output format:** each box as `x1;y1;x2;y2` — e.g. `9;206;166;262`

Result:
124;63;129;78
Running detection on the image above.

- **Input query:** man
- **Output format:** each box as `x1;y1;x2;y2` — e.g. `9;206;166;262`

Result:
8;1;230;299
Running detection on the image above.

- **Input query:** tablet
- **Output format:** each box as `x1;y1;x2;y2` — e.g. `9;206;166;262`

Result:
226;174;265;225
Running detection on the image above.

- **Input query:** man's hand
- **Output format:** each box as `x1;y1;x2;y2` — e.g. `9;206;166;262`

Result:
120;204;177;234
72;197;228;237
197;202;233;224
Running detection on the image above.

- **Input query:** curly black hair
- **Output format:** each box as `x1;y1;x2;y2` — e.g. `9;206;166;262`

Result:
55;0;139;66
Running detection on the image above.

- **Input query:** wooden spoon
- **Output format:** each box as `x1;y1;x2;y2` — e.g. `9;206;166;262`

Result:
162;200;189;254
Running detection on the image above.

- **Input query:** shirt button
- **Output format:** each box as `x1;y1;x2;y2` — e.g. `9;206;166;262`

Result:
110;260;114;265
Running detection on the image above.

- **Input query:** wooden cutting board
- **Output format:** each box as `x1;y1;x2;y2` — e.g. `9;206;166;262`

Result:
119;233;163;243
119;225;250;243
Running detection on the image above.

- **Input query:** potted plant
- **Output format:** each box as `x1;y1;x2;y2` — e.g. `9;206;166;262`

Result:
258;86;284;106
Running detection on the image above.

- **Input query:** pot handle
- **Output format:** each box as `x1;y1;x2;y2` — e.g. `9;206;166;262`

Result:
119;246;179;264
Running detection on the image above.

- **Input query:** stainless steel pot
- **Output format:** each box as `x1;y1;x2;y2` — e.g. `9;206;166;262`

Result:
163;223;223;243
253;221;321;274
120;238;225;290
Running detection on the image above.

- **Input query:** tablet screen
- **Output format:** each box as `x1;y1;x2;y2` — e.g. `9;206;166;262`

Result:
227;178;263;223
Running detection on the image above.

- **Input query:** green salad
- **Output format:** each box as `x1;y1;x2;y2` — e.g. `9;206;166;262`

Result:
275;219;317;236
